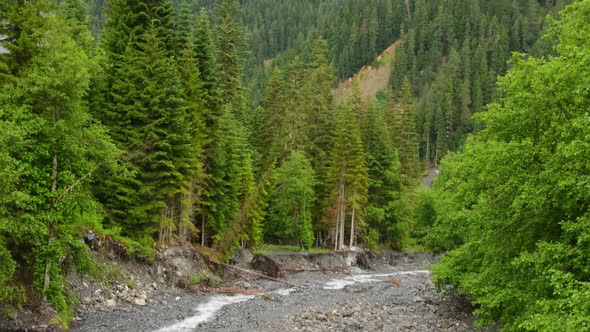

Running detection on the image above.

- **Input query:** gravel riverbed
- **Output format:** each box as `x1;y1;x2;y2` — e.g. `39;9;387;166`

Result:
71;255;481;332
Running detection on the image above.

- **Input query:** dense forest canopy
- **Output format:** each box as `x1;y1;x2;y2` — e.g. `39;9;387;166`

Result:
0;0;588;330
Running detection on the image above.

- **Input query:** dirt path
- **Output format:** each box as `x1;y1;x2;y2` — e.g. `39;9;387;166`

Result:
72;253;481;332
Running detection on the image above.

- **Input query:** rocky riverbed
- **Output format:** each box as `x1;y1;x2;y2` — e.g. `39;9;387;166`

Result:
71;252;483;332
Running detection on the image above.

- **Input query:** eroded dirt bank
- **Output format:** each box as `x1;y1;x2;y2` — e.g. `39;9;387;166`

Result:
70;251;483;332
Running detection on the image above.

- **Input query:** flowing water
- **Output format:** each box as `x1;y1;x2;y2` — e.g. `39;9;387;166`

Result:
155;269;430;331
155;294;255;332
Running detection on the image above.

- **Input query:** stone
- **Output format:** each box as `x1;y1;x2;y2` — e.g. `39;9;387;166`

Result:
105;299;117;307
234;280;252;289
134;298;147;306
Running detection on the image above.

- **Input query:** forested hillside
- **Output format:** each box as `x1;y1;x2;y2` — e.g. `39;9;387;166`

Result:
0;0;588;330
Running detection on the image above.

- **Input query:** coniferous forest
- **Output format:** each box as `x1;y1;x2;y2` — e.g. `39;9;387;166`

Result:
1;0;589;330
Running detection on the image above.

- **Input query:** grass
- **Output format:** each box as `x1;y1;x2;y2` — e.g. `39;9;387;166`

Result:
404;237;427;252
189;274;201;285
254;244;332;255
378;52;394;66
186;271;219;287
126;278;137;290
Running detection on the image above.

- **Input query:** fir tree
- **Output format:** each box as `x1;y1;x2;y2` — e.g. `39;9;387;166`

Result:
388;77;420;184
362;99;405;248
97;27;193;241
329;86;368;250
214;0;246;109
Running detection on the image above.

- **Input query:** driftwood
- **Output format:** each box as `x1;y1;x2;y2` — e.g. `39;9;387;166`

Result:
282;267;350;274
385;275;401;286
185;285;262;296
213;287;264;295
207;257;306;289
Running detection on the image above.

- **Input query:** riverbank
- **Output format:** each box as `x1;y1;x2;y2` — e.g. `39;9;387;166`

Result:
70;252;483;332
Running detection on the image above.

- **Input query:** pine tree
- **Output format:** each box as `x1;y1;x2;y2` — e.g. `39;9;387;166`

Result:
329;87;368;250
258;68;287;168
205;106;255;244
194;8;222;127
214;0;246;109
0;0;53;79
302;38;336;239
388;77;420;184
362;99;405;247
97;26;193;241
168;27;207;244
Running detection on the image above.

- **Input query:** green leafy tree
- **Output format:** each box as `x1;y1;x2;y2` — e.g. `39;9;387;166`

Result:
429;1;590;329
0;8;118;319
267;151;316;249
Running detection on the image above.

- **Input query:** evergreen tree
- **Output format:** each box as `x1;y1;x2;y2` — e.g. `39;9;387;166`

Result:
267;151;316;249
194;8;222;127
329;85;368;250
205;106;255;244
362;99;406;248
214;0;246;109
388;77;420;184
97;26;193;242
302;38;336;239
257;68;287;168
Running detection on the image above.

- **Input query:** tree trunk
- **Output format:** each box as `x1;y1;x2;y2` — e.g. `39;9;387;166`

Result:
334;193;340;250
339;182;346;250
426;134;430;164
44;153;59;298
201;214;206;246
405;0;412;23
349;191;356;248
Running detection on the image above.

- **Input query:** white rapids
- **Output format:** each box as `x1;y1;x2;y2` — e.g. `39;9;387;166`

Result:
323;270;430;290
155;294;254;332
155;269;430;331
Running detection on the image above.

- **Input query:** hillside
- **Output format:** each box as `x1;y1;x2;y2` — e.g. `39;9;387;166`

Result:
333;41;400;103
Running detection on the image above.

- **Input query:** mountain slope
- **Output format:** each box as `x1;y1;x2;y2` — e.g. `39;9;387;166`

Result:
334;40;400;103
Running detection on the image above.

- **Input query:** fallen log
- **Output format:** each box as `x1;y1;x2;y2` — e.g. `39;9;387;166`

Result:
213;287;264;295
282;267;350;274
207;257;306;289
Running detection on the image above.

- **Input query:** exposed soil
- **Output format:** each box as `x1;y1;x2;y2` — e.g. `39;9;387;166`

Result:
333;41;400;103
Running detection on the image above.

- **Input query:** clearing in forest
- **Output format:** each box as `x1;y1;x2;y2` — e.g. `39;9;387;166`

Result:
333;40;400;103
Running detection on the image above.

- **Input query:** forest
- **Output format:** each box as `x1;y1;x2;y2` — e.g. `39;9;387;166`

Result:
0;0;588;330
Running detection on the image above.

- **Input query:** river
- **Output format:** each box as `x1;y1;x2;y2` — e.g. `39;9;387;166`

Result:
72;255;479;332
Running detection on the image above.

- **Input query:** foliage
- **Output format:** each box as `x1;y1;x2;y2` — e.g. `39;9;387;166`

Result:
2;0;584;327
361;98;408;248
429;1;590;329
0;1;118;320
267;151;316;249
